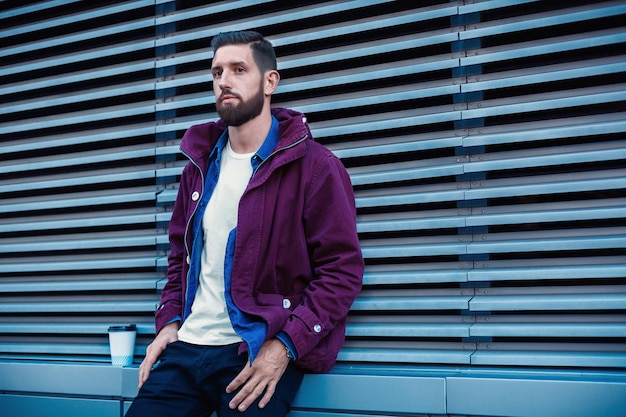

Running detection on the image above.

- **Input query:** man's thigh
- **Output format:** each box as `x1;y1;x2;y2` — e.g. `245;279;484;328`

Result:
126;341;214;417
215;361;304;417
126;341;304;417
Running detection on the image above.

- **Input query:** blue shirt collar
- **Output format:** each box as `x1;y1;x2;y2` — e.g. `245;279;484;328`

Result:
210;115;280;170
254;115;280;162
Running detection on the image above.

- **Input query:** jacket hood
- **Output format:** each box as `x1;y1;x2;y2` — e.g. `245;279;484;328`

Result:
180;107;312;164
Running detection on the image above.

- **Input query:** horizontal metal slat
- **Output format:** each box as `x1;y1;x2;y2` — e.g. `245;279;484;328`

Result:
464;169;626;200
363;263;470;285
466;199;626;227
0;300;158;314
279;3;458;46
0;342;110;357
462;55;626;94
156;166;184;179
463;113;626;147
154;0;274;26
0;209;159;234
460;28;626;67
469;256;626;282
361;236;469;259
465;141;626;174
340;341;474;364
354;289;472;311
460;2;626;41
279;55;459;95
348;316;471;338
358;208;467;233
470;285;626;311
0;233;159;254
0;0;82;20
356;182;467;209
467;227;626;255
0;322;154;335
283;82;458;116
0;187;156;215
0;0;154;39
462;84;626;121
331;131;462;160
1;80;157;117
1;168;156;194
458;0;538;14
0;101;157;135
0;275;161;293
4;17;155;58
154;0;394;48
156;188;178;205
0;60;155;97
283;31;458;72
471;322;626;338
311;106;461;140
0;124;155;155
0;255;158;273
350;157;463;187
0;144;156;175
471;348;626;368
0;37;156;78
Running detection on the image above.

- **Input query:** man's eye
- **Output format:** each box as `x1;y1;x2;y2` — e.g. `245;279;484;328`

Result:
213;71;222;78
236;67;245;73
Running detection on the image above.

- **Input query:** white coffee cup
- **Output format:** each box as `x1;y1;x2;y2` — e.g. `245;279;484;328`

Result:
107;324;137;367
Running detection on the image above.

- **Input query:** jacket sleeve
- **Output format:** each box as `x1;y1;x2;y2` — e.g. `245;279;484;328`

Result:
154;170;189;334
281;151;364;363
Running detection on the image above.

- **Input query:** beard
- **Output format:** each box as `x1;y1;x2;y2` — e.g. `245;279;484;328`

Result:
216;82;265;127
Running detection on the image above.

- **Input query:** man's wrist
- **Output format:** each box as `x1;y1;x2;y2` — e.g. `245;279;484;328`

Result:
275;332;297;361
283;343;295;360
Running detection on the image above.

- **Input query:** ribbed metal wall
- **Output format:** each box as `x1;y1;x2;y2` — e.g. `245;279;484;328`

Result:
1;0;625;375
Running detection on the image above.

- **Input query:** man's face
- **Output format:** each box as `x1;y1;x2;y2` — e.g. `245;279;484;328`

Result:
212;44;266;127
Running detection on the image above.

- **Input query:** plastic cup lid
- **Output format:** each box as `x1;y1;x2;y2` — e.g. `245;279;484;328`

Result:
108;324;137;332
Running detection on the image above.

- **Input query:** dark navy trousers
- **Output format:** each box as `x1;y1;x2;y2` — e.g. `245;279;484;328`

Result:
125;341;304;417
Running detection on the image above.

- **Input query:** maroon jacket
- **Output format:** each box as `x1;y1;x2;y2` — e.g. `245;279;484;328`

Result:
155;107;363;373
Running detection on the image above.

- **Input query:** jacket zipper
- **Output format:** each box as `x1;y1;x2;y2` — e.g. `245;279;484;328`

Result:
180;148;205;320
250;134;308;180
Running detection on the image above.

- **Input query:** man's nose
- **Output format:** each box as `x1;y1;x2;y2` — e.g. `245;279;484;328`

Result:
218;72;231;89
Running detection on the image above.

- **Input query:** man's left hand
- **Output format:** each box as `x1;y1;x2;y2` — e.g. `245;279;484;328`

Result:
226;338;291;412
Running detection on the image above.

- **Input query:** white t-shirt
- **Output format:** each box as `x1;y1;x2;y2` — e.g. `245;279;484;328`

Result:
178;141;253;345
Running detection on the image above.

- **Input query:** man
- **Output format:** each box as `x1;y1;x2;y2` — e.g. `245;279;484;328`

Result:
126;31;364;417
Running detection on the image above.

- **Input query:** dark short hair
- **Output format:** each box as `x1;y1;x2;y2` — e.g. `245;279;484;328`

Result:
211;30;277;74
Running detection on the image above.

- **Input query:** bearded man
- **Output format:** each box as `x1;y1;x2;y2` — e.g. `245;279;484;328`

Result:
125;30;364;417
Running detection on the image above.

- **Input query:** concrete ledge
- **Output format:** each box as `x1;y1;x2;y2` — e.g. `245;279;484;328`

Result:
2;394;120;417
447;374;626;417
1;361;626;416
294;372;446;415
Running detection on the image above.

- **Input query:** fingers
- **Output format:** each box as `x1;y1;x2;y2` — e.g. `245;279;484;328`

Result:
225;361;251;394
137;322;179;389
226;339;290;411
257;380;277;409
228;369;269;412
137;343;160;389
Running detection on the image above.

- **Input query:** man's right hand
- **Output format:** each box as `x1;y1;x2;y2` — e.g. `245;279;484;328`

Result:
138;321;179;389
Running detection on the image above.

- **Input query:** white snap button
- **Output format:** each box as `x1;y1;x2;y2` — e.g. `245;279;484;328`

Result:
302;116;307;124
313;324;322;333
186;255;190;264
282;299;291;309
191;191;200;201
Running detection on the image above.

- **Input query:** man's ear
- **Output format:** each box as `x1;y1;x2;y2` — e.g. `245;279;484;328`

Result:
264;70;280;96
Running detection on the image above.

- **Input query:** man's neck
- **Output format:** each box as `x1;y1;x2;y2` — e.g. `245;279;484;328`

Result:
227;108;273;154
